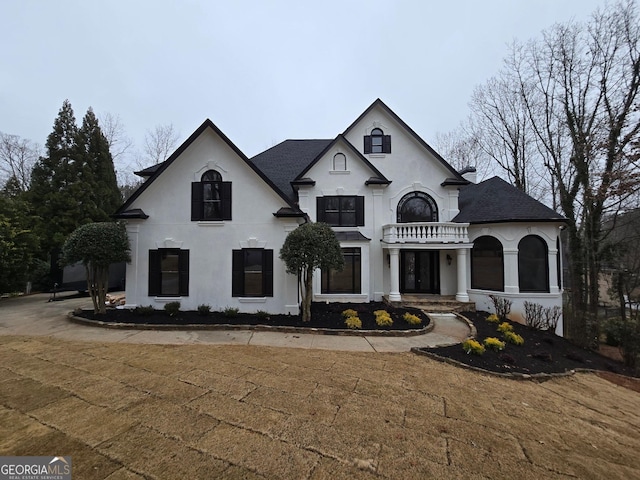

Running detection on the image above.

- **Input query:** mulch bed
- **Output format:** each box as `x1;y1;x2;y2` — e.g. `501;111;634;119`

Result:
75;302;430;332
417;311;638;378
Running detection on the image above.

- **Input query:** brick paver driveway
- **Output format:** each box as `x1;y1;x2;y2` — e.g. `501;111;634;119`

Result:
1;333;639;479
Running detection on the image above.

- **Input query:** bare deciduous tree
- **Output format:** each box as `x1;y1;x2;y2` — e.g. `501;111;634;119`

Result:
98;112;133;162
0;132;40;192
512;1;640;343
143;124;179;165
433;123;494;180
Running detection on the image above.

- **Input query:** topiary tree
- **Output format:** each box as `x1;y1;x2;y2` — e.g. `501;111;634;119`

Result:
279;222;343;322
61;222;130;314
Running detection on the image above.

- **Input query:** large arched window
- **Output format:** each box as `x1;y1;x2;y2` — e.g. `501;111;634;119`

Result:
397;192;438;223
471;236;504;291
518;235;549;292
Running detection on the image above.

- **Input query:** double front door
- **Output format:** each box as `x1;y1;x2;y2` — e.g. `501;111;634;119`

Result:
401;250;440;294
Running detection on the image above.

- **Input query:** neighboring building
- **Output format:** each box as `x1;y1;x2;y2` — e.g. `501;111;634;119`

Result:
114;99;566;333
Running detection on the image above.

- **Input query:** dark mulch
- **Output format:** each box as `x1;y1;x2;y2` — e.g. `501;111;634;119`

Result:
75;302;430;332
418;311;638;378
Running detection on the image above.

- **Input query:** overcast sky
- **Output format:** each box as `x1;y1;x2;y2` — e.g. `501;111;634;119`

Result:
1;0;606;175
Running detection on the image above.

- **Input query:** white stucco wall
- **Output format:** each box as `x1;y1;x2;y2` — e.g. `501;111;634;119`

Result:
124;127;301;314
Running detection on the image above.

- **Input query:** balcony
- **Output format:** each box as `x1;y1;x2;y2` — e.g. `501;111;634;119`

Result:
382;222;469;244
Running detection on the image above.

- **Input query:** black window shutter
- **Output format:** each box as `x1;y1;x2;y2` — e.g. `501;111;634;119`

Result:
232;249;244;297
263;250;273;297
364;135;372;154
148;250;160;296
191;182;203;221
316;197;326;223
383;135;391;153
179;250;189;296
221;181;232;220
356;196;365;226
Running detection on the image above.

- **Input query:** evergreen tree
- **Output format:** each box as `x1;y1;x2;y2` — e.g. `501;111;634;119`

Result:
76;107;122;221
29;99;80;282
28;100;123;284
0;184;39;293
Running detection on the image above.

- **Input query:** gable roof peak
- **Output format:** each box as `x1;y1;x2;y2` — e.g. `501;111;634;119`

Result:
343;99;466;181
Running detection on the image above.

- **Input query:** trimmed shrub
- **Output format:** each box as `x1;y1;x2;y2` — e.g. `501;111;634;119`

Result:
497;322;514;334
503;330;524;345
197;304;211;316
483;337;506;351
345;315;362;329
374;310;393;327
403;312;422;325
462;339;485;355
342;309;358;319
164;301;181;317
223;307;239;318
133;305;154;317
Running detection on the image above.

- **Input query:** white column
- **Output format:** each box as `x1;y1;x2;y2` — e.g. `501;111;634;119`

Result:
455;248;469;302
125;224;139;306
372;189;384;301
548;247;560;294
389;248;401;302
503;248;519;294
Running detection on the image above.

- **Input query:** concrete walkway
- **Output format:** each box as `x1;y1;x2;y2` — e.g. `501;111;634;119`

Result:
0;292;471;352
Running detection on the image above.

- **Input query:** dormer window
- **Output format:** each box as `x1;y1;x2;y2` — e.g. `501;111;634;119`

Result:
191;169;232;221
333;153;347;171
364;128;391;154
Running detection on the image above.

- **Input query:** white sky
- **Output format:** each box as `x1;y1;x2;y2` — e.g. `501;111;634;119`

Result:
0;0;606;172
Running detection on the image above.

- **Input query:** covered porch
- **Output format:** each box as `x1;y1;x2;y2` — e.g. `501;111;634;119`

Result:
381;222;472;303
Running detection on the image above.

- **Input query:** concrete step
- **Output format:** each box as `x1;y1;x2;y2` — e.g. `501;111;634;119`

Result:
384;295;475;313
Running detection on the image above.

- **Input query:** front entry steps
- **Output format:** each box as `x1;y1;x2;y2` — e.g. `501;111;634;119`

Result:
384;294;475;313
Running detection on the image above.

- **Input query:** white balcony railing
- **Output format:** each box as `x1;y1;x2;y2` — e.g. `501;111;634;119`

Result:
382;222;469;244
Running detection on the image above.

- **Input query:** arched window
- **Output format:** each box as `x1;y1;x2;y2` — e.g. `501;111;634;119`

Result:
333;153;347;171
191;169;232;221
364;128;391;154
471;236;504;291
397;192;438;223
202;170;222;220
518;235;549;292
371;128;383;153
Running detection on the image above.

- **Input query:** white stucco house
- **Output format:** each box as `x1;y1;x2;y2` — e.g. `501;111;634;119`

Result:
114;99;566;333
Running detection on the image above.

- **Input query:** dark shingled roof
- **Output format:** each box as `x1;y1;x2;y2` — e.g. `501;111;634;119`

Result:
454;176;565;224
134;163;164;177
250;140;332;201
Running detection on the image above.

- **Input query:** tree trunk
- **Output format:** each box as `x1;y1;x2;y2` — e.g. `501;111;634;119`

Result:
85;263;99;314
302;267;313;322
97;266;108;315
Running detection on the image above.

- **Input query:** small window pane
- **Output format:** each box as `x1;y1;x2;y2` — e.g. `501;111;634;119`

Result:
161;252;180;295
202;170;222;182
244;250;263;296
